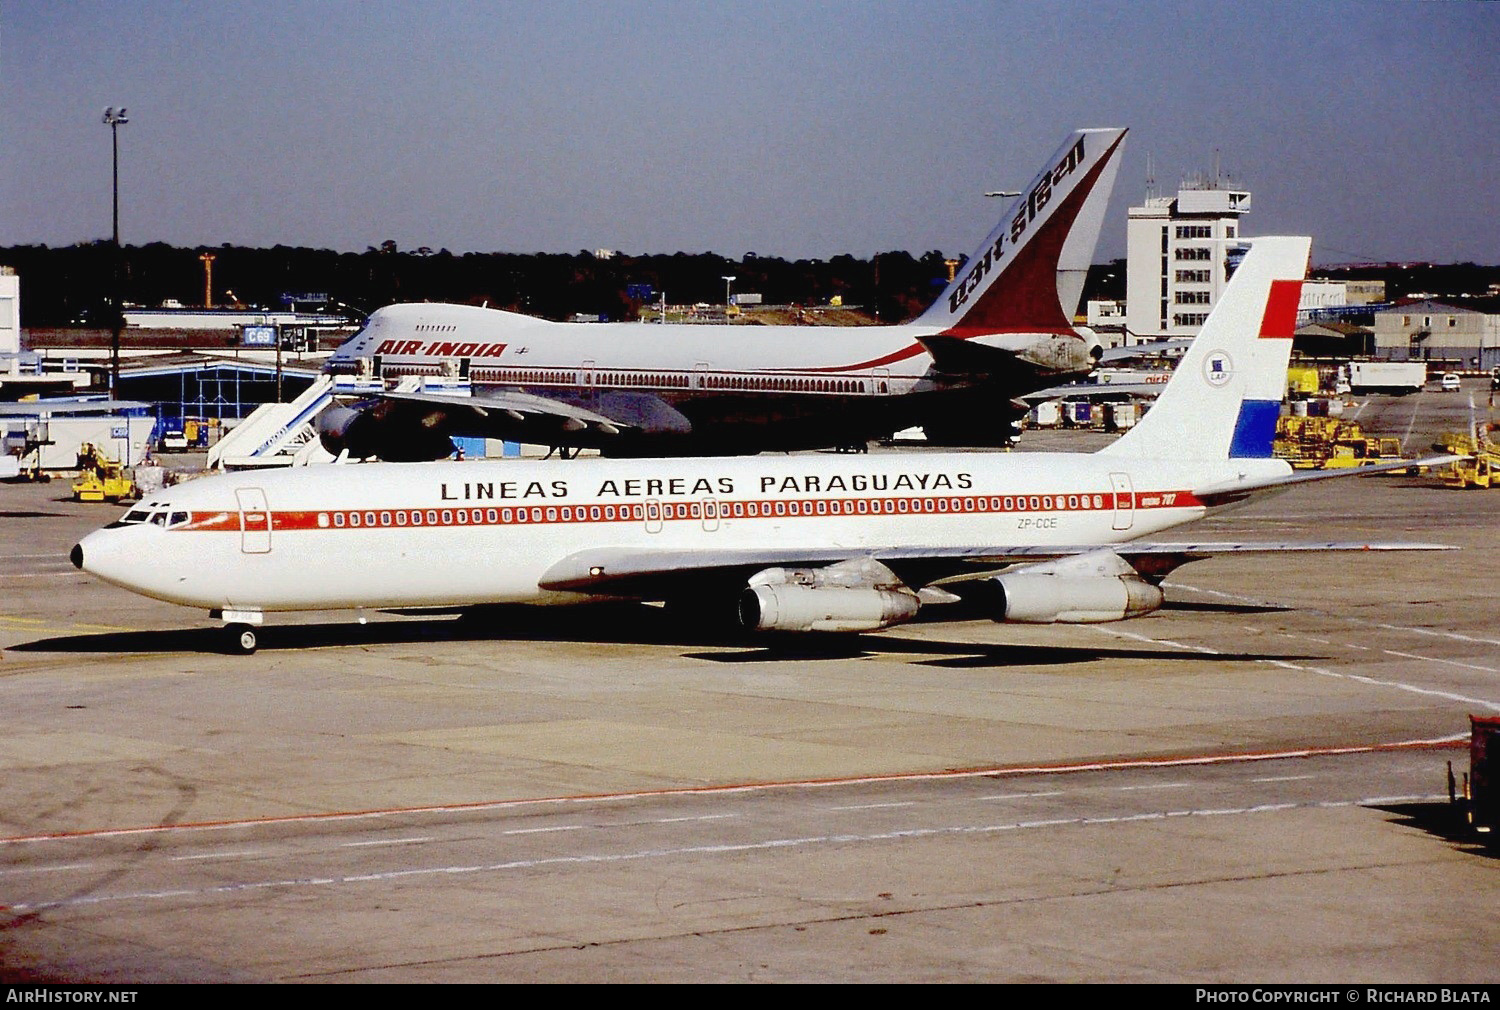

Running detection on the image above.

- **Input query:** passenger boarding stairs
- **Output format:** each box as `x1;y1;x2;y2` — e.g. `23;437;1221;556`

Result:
209;375;378;470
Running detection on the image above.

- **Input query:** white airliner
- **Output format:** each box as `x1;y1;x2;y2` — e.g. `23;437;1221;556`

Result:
74;236;1454;653
317;128;1128;459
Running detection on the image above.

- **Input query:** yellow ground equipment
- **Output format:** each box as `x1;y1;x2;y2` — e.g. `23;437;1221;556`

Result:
71;443;135;503
1286;366;1321;397
1273;416;1409;470
1437;425;1498;489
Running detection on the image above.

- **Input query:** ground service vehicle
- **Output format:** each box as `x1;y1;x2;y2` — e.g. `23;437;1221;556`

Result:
71;443;133;503
1343;361;1426;395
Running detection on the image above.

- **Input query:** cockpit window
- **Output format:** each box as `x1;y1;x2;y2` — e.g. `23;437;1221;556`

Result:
168;511;189;527
105;508;152;529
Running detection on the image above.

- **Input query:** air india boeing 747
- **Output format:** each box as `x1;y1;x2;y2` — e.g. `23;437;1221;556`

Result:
317;128;1128;459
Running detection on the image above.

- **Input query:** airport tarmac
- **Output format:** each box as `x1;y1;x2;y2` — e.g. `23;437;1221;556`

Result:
1;386;1496;983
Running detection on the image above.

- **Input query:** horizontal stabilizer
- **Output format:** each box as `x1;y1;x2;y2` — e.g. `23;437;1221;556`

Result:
918;334;1037;378
1191;454;1462;507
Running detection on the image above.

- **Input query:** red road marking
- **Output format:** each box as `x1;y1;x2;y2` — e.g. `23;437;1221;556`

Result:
0;735;1462;846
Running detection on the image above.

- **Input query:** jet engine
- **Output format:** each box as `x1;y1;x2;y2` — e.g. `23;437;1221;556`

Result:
316;404;455;462
984;551;1162;624
738;558;920;633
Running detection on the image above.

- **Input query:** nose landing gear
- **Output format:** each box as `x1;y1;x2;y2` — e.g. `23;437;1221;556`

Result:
211;609;265;655
225;624;258;654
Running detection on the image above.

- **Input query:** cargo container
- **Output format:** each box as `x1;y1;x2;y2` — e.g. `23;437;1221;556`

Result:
1105;402;1139;431
1029;400;1061;428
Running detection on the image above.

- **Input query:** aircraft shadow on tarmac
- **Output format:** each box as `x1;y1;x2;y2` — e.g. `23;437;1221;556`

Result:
1156;600;1290;615
1372;800;1500;861
10;601;1313;668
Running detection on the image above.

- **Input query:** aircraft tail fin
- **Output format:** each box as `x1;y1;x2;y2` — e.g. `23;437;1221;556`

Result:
916;127;1127;335
1099;235;1310;461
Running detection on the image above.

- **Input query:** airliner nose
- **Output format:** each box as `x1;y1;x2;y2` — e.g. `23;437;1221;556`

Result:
70;543;83;570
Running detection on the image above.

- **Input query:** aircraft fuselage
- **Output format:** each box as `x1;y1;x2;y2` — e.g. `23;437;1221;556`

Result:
325;305;1096;451
75;451;1287;613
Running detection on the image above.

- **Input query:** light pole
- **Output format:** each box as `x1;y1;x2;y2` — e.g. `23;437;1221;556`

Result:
722;275;736;323
199;251;216;308
102;106;129;396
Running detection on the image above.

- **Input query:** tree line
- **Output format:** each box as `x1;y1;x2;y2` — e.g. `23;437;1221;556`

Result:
5;241;1490;330
0;241;972;328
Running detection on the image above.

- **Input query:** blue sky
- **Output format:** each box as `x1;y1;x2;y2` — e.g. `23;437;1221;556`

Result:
4;1;1497;265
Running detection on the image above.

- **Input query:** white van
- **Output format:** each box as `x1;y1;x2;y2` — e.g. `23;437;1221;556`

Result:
1440;373;1461;392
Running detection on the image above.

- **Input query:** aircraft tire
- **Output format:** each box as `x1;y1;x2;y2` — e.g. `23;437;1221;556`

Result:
225;624;258;655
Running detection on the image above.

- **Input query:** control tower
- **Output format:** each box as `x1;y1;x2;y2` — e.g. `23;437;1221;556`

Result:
1125;172;1251;342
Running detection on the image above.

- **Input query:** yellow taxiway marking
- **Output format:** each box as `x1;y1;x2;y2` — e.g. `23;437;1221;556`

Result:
0;614;137;633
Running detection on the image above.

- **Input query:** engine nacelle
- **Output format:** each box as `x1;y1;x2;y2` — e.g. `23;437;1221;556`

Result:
315;405;366;456
738;583;920;633
986;551;1164;624
737;558;920;633
990;572;1162;623
315;404;455;462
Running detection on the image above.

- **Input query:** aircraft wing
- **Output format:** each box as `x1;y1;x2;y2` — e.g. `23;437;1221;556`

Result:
322;386;702;459
537;539;1452;599
1097;340;1193;364
380;388;630;434
1017;380;1170;403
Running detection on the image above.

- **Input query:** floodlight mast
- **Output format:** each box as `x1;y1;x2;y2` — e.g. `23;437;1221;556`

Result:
102;107;130;396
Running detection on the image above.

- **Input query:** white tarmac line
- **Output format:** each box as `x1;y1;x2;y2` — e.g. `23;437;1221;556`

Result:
0;734;1465;851
3;793;1450;914
1171;584;1500;646
1090;623;1500;713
